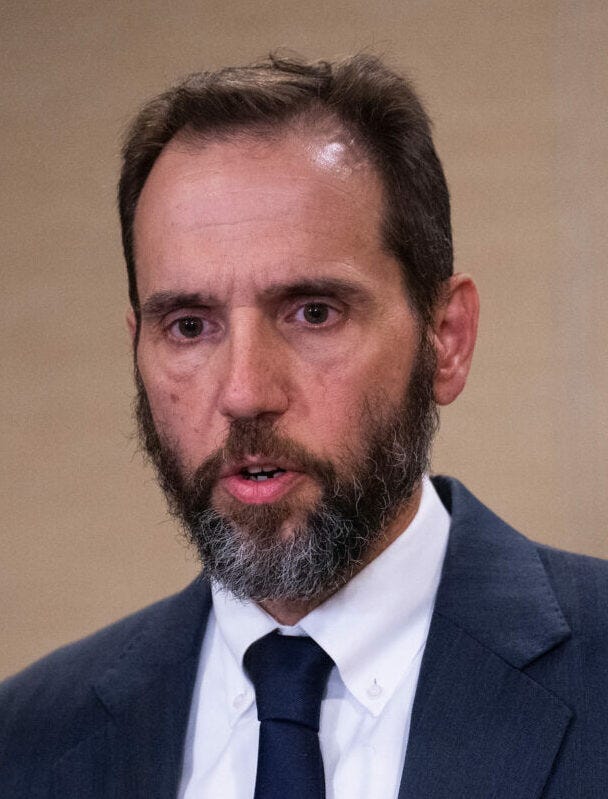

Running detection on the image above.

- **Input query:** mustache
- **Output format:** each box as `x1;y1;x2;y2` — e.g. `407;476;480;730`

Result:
187;417;337;490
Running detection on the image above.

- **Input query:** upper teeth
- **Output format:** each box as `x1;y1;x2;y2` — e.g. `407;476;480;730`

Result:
245;465;278;473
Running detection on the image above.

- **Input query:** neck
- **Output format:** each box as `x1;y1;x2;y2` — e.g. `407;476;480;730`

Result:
258;482;423;626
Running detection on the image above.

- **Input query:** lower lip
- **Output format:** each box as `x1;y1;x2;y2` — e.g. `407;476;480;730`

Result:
219;471;303;504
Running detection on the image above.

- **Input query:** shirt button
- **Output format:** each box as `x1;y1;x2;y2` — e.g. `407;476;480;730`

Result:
233;692;247;709
367;680;383;698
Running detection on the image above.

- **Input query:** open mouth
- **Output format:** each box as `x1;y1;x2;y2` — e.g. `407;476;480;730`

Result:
239;466;287;481
219;461;303;504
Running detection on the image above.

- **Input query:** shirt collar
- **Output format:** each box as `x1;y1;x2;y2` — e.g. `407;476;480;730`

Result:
212;475;450;718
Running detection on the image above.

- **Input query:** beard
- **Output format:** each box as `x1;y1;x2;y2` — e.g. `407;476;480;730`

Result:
135;334;438;602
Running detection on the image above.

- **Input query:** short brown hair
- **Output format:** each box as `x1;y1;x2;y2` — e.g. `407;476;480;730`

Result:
119;53;452;325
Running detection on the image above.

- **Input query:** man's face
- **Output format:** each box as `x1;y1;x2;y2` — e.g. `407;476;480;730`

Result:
132;128;437;601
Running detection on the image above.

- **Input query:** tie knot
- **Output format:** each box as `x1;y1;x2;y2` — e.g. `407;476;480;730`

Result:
244;631;334;731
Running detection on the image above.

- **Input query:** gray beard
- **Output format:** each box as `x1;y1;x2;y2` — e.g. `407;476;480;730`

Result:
135;335;438;602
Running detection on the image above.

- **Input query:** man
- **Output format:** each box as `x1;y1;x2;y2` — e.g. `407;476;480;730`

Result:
1;53;607;798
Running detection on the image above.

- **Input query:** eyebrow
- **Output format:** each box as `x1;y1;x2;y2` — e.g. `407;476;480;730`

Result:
140;291;216;319
260;278;373;306
140;278;374;319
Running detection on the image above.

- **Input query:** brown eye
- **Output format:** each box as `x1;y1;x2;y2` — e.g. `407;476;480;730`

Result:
302;303;330;324
176;317;204;338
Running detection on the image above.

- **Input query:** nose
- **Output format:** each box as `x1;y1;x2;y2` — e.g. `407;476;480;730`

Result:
217;310;290;422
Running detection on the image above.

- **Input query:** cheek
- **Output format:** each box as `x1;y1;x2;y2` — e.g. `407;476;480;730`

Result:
291;379;368;456
139;366;204;444
143;379;225;474
323;344;412;406
297;346;413;450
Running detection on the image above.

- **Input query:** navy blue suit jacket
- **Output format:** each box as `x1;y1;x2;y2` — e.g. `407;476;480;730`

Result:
2;477;608;797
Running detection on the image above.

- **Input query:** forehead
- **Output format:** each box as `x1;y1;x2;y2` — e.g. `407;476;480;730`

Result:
132;128;398;300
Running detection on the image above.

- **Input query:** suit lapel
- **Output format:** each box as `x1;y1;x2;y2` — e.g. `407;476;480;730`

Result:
52;577;212;799
397;614;572;799
398;478;573;799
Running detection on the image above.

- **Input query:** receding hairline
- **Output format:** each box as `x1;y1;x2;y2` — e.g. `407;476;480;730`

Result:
165;101;373;175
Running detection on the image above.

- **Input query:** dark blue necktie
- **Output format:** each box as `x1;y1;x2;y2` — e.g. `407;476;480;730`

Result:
244;630;334;799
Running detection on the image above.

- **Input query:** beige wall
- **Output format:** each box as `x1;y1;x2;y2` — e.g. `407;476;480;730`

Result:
2;1;606;679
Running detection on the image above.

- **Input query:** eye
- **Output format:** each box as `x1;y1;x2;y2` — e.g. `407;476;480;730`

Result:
303;303;329;324
169;316;205;340
294;302;338;326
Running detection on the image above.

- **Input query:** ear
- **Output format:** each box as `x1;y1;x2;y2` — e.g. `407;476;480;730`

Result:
431;274;479;406
126;306;137;344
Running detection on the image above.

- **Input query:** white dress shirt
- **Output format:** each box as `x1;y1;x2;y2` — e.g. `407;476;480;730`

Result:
178;476;450;799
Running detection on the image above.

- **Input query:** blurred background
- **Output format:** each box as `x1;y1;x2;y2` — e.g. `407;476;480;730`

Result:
2;1;606;679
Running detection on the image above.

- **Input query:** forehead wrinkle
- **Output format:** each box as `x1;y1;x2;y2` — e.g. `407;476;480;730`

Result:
137;126;384;248
169;175;379;227
153;124;377;206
